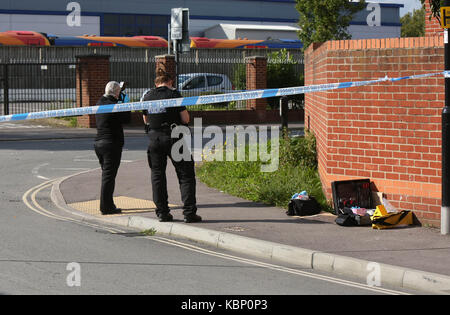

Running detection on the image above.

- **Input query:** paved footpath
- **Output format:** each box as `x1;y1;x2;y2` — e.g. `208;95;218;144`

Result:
55;158;450;295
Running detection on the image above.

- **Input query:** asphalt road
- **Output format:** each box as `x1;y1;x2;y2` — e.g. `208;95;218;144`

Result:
0;125;419;298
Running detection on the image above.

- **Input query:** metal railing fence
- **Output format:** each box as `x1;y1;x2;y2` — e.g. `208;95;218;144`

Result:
0;46;303;114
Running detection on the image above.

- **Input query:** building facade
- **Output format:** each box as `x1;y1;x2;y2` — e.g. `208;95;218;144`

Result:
0;0;403;40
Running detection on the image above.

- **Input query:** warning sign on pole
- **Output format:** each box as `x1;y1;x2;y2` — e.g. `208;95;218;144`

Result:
441;6;450;28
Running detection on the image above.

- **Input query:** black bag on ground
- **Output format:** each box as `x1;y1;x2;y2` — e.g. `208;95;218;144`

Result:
335;207;372;226
335;214;357;226
286;197;321;217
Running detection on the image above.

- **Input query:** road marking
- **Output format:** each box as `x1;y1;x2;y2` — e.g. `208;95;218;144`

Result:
0;123;47;129
73;154;134;163
22;180;411;295
73;159;133;163
31;163;49;179
50;168;91;171
22;179;124;234
150;236;410;296
73;159;99;162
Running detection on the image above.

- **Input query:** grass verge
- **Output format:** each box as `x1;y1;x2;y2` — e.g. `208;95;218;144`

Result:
27;117;78;128
196;131;332;212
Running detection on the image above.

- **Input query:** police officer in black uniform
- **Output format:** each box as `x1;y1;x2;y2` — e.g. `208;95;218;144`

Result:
94;81;130;215
141;68;201;223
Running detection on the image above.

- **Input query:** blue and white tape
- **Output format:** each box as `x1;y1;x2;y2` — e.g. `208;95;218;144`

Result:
0;71;448;123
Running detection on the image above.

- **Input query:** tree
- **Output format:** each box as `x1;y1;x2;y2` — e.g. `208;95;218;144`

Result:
231;49;304;109
401;6;426;37
266;49;304;109
421;0;443;23
296;0;366;50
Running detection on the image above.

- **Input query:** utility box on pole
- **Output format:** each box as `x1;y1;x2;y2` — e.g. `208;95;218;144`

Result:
170;8;190;89
171;8;190;54
171;8;183;40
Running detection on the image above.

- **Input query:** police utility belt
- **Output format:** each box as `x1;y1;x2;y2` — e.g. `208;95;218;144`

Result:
147;114;178;131
148;122;178;131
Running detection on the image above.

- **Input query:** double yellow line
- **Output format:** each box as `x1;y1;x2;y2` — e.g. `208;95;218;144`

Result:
22;179;410;295
22;178;123;234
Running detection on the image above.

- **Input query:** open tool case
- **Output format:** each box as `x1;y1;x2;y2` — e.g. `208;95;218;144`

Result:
331;179;373;215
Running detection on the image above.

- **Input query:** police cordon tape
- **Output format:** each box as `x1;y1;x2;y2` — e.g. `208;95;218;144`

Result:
0;71;448;123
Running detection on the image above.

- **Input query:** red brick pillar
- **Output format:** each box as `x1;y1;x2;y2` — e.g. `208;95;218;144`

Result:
76;55;110;128
155;55;176;81
425;1;443;37
246;56;267;111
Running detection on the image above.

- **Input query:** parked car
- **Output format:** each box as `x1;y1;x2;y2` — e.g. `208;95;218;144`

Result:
177;73;234;94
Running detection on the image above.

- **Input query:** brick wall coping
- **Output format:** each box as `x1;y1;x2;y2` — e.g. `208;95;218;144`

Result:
305;36;444;56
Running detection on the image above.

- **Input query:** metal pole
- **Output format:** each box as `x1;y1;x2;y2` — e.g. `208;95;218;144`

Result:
3;64;9;116
280;96;288;137
78;62;83;108
174;39;179;89
443;0;450;235
168;24;171;55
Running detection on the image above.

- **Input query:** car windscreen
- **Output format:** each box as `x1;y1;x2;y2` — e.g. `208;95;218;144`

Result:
184;76;206;90
178;75;191;85
207;75;223;87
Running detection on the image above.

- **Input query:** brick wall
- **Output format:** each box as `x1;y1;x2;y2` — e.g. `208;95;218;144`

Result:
425;1;443;37
188;109;304;124
130;109;304;126
304;37;444;226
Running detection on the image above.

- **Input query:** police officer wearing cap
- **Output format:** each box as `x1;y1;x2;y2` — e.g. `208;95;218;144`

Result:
141;68;201;223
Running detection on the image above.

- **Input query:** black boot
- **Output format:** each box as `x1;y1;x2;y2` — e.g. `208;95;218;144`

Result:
158;212;173;222
184;214;202;223
101;208;122;215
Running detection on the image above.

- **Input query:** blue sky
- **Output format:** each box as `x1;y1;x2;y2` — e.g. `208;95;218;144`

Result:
367;0;423;16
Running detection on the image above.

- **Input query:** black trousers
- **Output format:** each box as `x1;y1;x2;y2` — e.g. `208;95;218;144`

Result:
94;140;122;212
147;129;197;217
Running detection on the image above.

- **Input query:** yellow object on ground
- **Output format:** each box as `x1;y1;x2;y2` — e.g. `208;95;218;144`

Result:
373;204;388;217
371;210;416;230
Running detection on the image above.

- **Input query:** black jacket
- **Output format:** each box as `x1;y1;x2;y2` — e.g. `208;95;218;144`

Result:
141;86;186;128
95;95;129;146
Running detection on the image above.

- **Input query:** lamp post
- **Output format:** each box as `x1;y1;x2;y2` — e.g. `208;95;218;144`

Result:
442;0;450;234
